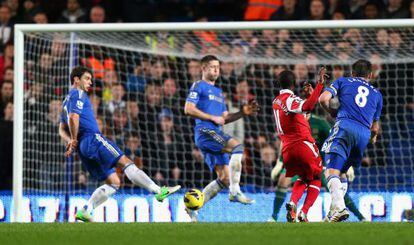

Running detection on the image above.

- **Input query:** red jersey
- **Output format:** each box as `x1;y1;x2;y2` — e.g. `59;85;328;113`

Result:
272;83;324;148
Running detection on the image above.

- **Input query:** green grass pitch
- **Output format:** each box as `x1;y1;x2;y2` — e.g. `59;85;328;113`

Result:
0;223;412;245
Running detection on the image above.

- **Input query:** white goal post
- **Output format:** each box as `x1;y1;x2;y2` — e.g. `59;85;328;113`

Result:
13;19;414;222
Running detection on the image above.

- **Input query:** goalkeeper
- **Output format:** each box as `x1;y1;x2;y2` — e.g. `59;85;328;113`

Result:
269;83;365;222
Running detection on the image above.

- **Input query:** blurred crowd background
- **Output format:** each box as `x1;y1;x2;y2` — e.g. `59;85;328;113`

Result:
0;0;413;193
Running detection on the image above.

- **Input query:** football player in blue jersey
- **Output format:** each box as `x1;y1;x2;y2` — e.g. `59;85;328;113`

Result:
59;66;180;222
184;55;259;221
319;59;383;222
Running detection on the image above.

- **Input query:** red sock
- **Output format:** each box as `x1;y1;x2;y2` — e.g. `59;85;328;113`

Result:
301;179;321;214
290;179;307;205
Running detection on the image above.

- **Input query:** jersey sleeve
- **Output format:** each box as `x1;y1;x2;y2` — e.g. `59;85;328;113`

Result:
186;82;202;104
373;92;383;121
67;90;86;115
325;78;341;97
286;95;305;113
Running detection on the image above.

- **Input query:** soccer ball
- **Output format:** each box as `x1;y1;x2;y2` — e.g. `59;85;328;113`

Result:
184;189;204;210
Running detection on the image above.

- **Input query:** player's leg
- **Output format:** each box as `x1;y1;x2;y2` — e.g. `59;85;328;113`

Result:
325;153;349;222
118;155;180;201
223;138;254;204
286;178;307;222
76;173;121;222
299;178;321;222
203;165;228;203
270;170;292;221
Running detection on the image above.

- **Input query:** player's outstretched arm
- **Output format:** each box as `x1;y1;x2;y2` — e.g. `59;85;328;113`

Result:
184;101;224;125
65;113;80;157
223;100;259;124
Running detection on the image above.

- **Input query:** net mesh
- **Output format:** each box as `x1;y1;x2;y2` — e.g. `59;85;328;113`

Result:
22;26;414;194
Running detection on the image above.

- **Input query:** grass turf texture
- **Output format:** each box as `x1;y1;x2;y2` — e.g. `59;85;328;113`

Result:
0;223;412;245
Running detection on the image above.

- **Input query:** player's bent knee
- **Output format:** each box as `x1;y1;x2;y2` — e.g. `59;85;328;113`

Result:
231;144;244;154
117;155;132;168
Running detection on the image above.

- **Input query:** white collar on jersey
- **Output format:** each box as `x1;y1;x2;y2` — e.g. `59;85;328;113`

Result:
279;89;294;95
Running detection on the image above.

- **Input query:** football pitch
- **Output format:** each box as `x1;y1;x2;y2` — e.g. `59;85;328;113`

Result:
0;223;412;245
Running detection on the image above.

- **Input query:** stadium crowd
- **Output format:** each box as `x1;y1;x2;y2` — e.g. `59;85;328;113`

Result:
0;0;413;193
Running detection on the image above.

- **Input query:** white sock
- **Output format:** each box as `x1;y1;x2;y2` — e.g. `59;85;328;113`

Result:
340;177;348;198
327;175;345;210
86;184;118;213
123;163;161;194
229;153;242;196
202;179;226;204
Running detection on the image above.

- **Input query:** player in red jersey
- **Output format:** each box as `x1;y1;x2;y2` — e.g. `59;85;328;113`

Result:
272;67;328;222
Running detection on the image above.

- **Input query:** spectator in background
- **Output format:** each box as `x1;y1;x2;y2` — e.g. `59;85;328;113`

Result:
162;78;180;112
57;0;86;23
149;59;168;84
124;133;143;169
410;0;414;19
100;69;119;102
3;66;12;82
331;64;345;81
33;12;48;24
104;82;126;115
388;31;405;59
112;108;129;146
0;80;12;119
231;30;257;54
291;41;305;58
0;43;12;72
293;63;309;87
374;29;390;57
126;58;151;93
386;0;409;19
0;5;13;47
307;0;328;20
270;0;302;21
186;59;201;82
22;0;43;23
89;5;105;23
255;144;276;188
234;79;255;105
125;101;139;135
0;101;12;190
38;99;65;191
349;0;369;19
332;10;346;20
363;2;383;19
181;42;197;56
89;93;102;117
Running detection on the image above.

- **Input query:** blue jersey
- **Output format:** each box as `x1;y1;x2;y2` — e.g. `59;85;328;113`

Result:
186;80;227;131
325;77;383;129
60;88;100;139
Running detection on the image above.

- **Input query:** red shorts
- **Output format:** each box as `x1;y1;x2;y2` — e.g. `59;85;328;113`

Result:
282;141;323;181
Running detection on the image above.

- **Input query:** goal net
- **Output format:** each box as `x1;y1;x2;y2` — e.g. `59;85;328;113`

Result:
16;21;414;211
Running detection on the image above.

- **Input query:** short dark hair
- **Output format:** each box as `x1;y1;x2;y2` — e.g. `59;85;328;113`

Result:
277;70;295;89
70;66;92;84
352;59;372;78
200;55;220;65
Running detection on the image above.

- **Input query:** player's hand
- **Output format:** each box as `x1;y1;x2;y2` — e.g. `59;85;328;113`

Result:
317;66;329;84
242;99;260;116
65;139;78;157
346;166;355;182
302;82;314;98
271;157;284;181
211;116;225;126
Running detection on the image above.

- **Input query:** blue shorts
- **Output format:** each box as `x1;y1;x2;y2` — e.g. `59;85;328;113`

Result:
195;127;232;171
321;120;370;172
78;134;124;181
